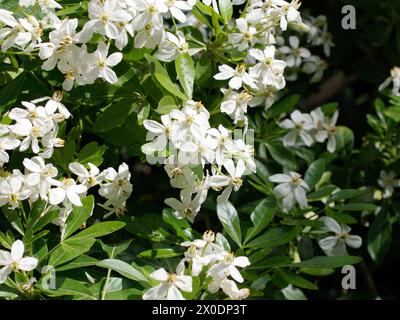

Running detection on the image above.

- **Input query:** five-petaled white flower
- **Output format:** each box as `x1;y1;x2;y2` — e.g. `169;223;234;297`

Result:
142;265;192;300
269;171;309;211
0;240;38;284
318;217;362;256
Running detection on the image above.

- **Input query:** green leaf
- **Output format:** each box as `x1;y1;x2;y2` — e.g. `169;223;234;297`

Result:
157;96;177;114
335;203;377;212
334;126;354;151
144;54;186;100
97;259;148;283
367;210;392;263
269;95;300;118
138;248;183;258
266;142;297;170
304;159;326;190
1;206;24;236
0;72;25;115
291;256;362;269
77;142;107;167
56;255;99;271
99;240;132;259
93;101;134;133
175;53;195;99
250;256;293;269
219;0;233;25
327;189;366;204
245;198;276;243
384;106;400;122
215;232;231;251
62;196;94;240
162;209;192;241
275;269;318;290
217;201;242;247
246;226;301;249
71;221;126;241
307;185;336;200
48;238;96;267
39;278;96;300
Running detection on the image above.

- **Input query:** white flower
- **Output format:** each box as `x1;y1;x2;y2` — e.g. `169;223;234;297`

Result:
165;189;202;222
11;119;52;153
69;162;105;187
0;136;20;166
269;171;309;211
249;46;286;89
310;107;328;143
0;240;38;284
142;266;192;300
131;0;168;28
90;42;123;84
38;18;79;70
378;170;400;198
23;156;58;201
134;20;165;49
323;111;339;153
49;178;87;206
99;163;132;204
208;159;246;203
302;55;328;83
32;91;71;120
156;32;202;62
228;18;258;52
220;278;250;300
181;244;211;276
318;217;362;256
279;0;302;31
164;0;193;23
214;64;256;90
280;110;314;147
142;115;174;155
0;9;32;51
80;0;132;41
164;156;196;189
220;89;253;125
57;45;95;90
207;252;250;283
181;230;225;262
379;66;400;97
279;36;311;68
0;176;31;208
207;125;234;166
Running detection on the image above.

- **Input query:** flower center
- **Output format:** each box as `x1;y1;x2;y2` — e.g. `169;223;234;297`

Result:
171;167;183;177
232;177;243;187
9;193;19;204
99;13;109;24
167;273;177;285
97;59;107;69
31;126;41;137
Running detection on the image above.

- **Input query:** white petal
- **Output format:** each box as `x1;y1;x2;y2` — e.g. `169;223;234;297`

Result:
150;268;169;281
11;240;24;261
18;257;38;271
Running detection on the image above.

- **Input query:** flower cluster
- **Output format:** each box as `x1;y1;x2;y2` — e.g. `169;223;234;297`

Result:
0;96;132;233
143;230;250;300
212;3;333;126
279;107;339;153
142;100;255;222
